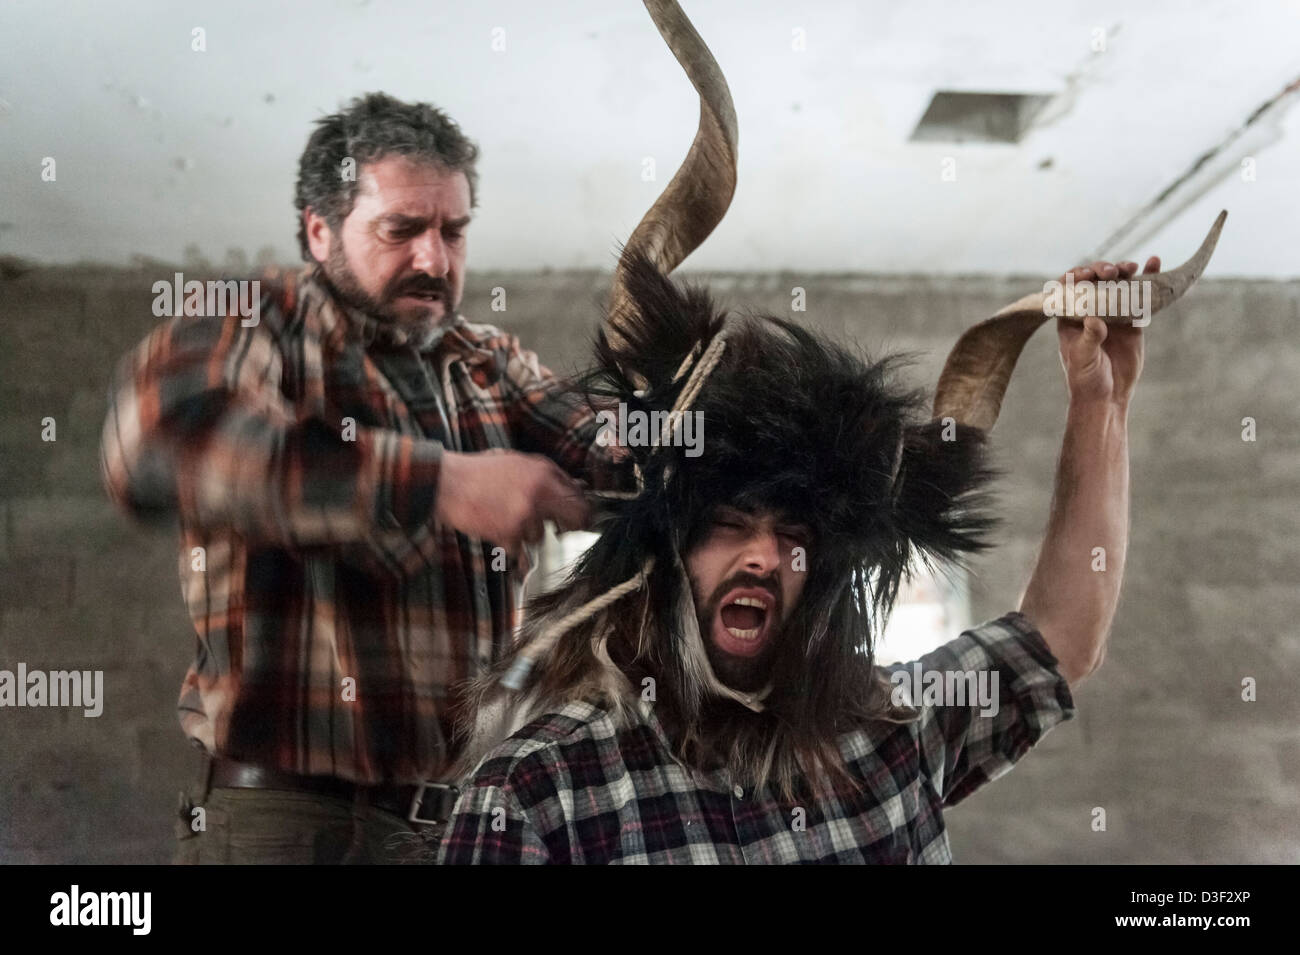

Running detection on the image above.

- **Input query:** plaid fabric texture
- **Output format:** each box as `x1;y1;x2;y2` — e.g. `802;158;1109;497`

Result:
438;611;1075;863
101;265;629;783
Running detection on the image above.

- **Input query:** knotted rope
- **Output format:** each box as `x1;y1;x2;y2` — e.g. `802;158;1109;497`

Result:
501;333;727;691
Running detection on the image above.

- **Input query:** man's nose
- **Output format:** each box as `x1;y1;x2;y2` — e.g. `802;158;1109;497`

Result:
740;528;782;576
409;229;450;276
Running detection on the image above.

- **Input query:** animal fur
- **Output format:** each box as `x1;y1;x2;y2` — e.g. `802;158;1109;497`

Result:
450;249;1002;799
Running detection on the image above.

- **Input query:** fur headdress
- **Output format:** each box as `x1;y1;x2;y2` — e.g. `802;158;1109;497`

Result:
589;249;998;620
453;251;999;795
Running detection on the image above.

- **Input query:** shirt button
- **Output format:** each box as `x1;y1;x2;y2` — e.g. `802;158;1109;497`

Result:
477;583;487;597
733;785;744;799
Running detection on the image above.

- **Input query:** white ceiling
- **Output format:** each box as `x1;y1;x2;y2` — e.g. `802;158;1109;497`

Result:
2;0;1299;276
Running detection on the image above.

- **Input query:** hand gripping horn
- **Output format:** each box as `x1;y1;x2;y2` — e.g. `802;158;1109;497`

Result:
932;210;1228;432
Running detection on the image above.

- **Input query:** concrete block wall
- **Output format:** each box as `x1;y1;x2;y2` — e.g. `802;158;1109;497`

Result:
1;264;1296;863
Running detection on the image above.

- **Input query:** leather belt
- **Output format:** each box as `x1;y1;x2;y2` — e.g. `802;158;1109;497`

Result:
209;757;460;828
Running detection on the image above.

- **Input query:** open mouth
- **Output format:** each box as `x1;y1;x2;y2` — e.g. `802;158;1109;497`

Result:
712;587;775;658
400;290;443;304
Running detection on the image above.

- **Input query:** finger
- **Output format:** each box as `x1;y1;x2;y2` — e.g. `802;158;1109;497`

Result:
1117;260;1139;280
543;486;592;533
536;469;592;532
1056;315;1085;343
521;515;545;545
510;542;532;577
1143;255;1161;274
1077;314;1108;356
1087;260;1119;280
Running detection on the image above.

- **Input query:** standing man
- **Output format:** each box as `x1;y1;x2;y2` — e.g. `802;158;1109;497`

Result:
101;92;628;863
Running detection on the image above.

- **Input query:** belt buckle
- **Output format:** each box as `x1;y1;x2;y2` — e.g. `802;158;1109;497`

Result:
408;781;460;828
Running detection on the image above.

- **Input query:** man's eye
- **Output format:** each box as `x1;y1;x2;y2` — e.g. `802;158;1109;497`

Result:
444;231;465;242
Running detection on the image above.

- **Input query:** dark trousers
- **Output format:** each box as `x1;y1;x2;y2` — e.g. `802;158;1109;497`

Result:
173;756;437;864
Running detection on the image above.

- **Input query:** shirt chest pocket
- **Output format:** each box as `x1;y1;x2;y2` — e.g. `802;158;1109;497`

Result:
445;359;513;452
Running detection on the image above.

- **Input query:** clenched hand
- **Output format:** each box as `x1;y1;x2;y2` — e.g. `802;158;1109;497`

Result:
1055;256;1160;408
434;450;591;567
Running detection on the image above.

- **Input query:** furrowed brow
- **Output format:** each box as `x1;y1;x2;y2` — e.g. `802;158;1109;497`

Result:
378;213;428;229
770;510;811;536
377;213;471;230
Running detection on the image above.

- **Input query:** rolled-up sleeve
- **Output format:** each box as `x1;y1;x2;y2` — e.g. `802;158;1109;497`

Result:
890;611;1076;808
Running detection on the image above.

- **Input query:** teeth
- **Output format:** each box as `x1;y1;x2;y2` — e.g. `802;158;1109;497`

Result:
725;627;760;641
731;596;767;608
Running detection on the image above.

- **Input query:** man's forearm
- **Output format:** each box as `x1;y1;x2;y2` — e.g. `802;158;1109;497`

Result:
1019;399;1130;685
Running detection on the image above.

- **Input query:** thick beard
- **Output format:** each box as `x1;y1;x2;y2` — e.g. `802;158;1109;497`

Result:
692;573;785;694
322;235;449;328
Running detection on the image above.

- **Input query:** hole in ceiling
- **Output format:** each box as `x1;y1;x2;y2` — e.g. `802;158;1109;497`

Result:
910;91;1054;144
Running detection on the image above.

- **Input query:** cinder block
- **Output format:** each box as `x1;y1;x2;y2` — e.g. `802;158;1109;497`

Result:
0;555;74;610
7;495;122;555
1;604;151;666
75;530;181;613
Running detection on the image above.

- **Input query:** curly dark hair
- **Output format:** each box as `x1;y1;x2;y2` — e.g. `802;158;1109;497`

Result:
293;92;480;261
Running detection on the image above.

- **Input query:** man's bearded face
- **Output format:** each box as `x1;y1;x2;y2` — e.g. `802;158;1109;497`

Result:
685;505;811;693
307;155;470;328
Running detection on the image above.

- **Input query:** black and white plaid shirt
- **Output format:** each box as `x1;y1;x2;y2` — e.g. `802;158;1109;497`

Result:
438;611;1075;863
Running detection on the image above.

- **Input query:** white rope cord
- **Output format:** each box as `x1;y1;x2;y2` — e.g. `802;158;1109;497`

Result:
502;558;655;690
671;341;703;382
501;333;728;691
589;335;725;500
661;335;725;445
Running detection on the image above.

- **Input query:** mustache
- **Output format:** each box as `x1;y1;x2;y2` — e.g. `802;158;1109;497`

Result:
391;275;451;299
706;571;782;618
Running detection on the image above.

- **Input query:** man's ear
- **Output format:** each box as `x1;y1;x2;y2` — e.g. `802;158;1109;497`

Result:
303;208;333;265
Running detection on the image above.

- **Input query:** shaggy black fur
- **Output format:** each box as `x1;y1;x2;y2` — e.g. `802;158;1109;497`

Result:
453;248;1005;800
580;248;1001;619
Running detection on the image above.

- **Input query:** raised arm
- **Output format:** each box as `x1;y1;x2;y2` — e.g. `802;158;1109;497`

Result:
1018;257;1158;688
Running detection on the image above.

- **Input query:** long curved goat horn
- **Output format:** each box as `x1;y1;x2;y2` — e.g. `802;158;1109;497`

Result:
606;0;739;367
932;209;1228;432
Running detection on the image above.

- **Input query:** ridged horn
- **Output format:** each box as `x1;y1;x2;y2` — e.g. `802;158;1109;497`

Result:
606;0;739;365
932;209;1228;432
